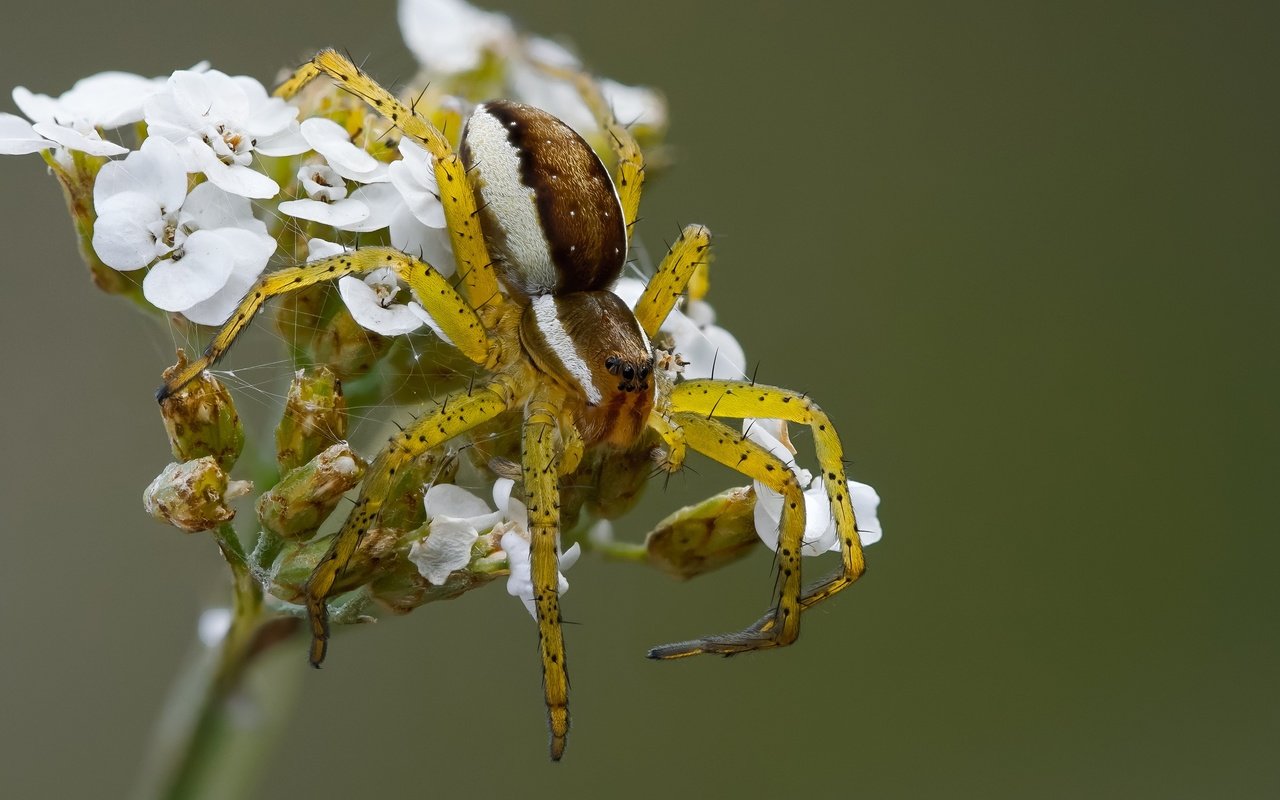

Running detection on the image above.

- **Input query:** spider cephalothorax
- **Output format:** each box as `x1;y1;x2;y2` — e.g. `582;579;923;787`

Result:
159;50;868;762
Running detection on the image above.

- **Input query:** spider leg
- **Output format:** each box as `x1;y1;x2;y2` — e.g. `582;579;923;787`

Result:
304;378;517;666
647;408;687;473
158;247;489;398
522;385;573;760
633;224;711;339
650;380;868;659
525;57;645;235
558;415;585;477
646;413;807;658
275;50;502;312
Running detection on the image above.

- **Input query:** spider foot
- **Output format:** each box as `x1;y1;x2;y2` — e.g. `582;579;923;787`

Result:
646;609;796;660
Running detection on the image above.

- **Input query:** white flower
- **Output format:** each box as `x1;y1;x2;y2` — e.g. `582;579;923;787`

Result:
144;69;307;198
613;276;746;380
336;267;436;336
315;239;453;341
1;70;168;157
407;477;581;620
278;163;371;227
744;418;882;556
399;0;515;74
408;483;502;585
91;136;276;323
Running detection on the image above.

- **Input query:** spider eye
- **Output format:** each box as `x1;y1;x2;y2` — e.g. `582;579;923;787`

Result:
605;356;620;374
622;364;635;381
639;364;651;380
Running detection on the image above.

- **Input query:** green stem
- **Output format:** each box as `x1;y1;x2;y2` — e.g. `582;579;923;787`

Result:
133;525;302;800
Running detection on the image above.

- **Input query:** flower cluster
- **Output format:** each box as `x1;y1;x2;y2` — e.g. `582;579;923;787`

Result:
4;0;880;626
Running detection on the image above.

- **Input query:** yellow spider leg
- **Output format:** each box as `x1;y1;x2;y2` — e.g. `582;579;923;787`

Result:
647;413;806;659
275;50;502;312
647;409;687;473
157;247;489;399
558;414;585;477
665;379;867;640
633;224;711;339
522;385;572;760
305;379;516;666
529;59;645;234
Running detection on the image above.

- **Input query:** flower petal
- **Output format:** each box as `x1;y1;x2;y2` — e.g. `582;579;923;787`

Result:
408;518;480;585
30;121;127;156
190;139;279;199
849;481;883;547
301;118;387;183
400;0;514;73
92;192;165;271
0;112;51;154
337;275;426;336
94;136;188;213
388;141;445;227
278;197;370;227
179;228;276;325
425;482;495;520
142;229;236;311
58;71;164;128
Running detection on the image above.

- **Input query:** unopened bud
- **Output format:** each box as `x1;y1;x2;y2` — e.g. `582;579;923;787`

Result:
271;527;399;603
644;486;760;579
275;367;348;473
257;443;365;539
159;350;244;472
143;457;251;533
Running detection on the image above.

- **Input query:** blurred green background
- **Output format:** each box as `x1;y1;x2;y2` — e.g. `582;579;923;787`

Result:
2;1;1277;797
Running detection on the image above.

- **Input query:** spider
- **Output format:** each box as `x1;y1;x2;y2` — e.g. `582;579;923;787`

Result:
158;50;868;761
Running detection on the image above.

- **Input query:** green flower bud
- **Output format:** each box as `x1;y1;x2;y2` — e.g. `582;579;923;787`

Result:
143;457;251;533
644;486;761;579
270;526;400;604
256;443;366;540
158;350;244;472
275;366;348;473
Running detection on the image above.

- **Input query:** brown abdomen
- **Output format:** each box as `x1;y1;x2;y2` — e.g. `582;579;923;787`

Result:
461;101;627;298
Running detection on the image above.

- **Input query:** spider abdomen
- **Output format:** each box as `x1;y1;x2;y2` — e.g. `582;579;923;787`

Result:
462;101;626;298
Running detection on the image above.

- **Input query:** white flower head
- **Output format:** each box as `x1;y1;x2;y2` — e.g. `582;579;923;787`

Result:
336;267;435;337
91;136;275;324
144;69;307;198
1;70;170;157
399;0;515;74
744;418;882;556
279;163;371;228
407;478;580;620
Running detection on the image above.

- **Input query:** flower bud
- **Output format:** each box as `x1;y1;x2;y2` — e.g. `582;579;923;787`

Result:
644;486;760;579
275;366;348;473
270;526;400;603
143;457;250;533
257;443;366;540
158;350;244;472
